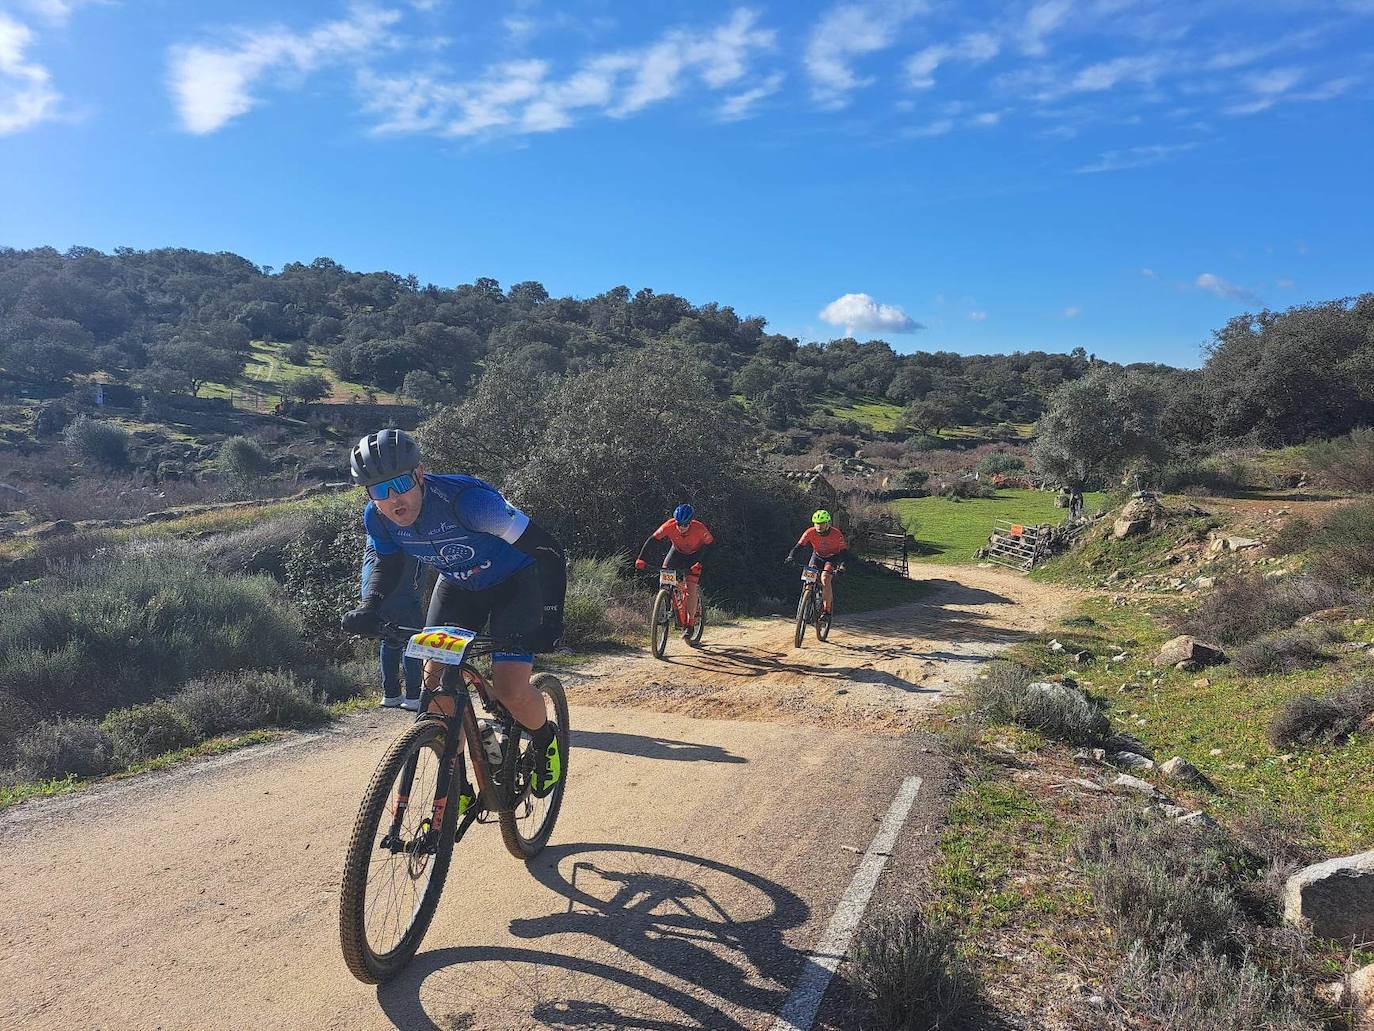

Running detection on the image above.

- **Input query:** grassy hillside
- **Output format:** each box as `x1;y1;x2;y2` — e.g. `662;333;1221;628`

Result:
201;341;399;409
892;488;1108;564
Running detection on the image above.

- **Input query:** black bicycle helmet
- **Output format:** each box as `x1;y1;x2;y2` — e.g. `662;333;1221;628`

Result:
350;429;420;486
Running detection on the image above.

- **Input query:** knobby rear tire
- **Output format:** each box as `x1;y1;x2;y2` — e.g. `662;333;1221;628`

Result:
650;588;672;659
339;717;458;985
499;673;570;860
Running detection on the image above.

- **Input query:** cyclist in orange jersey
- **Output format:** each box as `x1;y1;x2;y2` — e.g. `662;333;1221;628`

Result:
785;509;850;615
635;504;714;642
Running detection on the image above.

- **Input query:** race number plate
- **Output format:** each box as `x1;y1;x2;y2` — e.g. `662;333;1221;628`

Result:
802;568;819;583
405;626;477;666
659;570;679;586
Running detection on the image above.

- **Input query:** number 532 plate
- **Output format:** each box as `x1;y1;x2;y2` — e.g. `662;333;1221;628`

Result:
405;626;477;665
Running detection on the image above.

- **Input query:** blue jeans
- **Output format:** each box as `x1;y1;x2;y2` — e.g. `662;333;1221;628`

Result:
361;547;423;700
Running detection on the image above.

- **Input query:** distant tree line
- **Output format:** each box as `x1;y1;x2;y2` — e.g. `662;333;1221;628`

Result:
0;247;1368;458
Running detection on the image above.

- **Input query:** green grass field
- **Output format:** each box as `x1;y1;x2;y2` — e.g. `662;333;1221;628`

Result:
819;394;1033;439
891;488;1108;564
200;341;398;408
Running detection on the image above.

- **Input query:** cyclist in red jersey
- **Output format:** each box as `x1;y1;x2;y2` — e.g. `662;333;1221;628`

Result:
635;504;714;641
785;509;850;615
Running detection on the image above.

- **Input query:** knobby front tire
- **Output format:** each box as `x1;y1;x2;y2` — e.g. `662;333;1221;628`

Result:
499;673;570;860
817;604;832;642
794;587;812;649
650;589;673;659
690;598;706;645
339;717;459;984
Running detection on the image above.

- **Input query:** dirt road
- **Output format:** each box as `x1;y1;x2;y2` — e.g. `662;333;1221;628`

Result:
0;561;1073;1030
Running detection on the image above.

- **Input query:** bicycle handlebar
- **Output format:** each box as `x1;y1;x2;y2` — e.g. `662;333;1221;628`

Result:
369;619;502;657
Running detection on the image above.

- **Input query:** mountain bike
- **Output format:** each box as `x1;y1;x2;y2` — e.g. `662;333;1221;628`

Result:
338;621;569;984
793;562;838;648
648;566;704;659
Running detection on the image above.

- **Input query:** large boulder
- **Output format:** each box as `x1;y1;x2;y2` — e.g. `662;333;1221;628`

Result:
1285;851;1374;942
1155;635;1226;668
1112;494;1164;539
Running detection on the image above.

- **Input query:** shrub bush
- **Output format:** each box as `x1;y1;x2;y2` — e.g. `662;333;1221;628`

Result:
937;478;995;501
172;670;329;738
1177;573;1357;645
897;469;929;489
1269;678;1374;748
975;453;1024;476
62;415;129;469
0;551;306;719
217;436;272;483
1075;810;1252;953
562;556;641;647
101;701;196;765
1112;938;1312;1031
1231;626;1339;675
965;662;1109;743
282;494;370;661
1307;501;1374;588
848;907;975;1031
1269;515;1314;557
14;717;116;780
282;340;311;364
1305;427;1374;491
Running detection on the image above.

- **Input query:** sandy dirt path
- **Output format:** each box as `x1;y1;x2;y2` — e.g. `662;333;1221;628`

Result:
0;561;1075;1031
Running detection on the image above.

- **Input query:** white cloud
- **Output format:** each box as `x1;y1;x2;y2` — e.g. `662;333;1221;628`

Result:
1075;142;1193;173
819;292;922;334
0;13;60;134
1020;0;1074;56
905;31;999;88
1224;65;1303;114
968;309;988;321
1061;305;1081;318
971;110;1001;125
1276;277;1296;288
806;1;924;109
905;117;953;136
362;8;776;137
1195;272;1258;302
362;7;774;136
168;6;404;134
1140;267;1158;278
718;71;783;121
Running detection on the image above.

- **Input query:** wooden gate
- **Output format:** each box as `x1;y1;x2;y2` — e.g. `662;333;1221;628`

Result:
985;521;1044;571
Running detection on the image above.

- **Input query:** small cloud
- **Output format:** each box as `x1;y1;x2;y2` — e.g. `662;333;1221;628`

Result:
0;13;61;135
904;31;999;89
806;1;925;109
819;292;923;334
168;7;403;134
718;72;784;121
1195;272;1258;303
1225;65;1304;115
1276;277;1296;289
971;110;1001;126
1061;305;1081;318
1020;0;1073;56
904;117;953;137
1075;142;1194;173
968;310;988;322
1140;267;1159;279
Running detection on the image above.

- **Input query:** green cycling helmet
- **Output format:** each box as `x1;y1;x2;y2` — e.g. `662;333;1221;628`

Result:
812;509;832;526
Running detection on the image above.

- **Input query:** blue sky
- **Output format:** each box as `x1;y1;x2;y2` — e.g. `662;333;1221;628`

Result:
1;0;1371;367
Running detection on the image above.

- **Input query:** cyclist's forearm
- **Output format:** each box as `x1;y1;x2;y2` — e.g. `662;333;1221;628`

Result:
514;520;568;620
636;535;658;561
361;550;406;605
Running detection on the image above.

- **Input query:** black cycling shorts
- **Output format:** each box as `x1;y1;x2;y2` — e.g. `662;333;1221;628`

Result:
662;546;701;572
426;563;541;664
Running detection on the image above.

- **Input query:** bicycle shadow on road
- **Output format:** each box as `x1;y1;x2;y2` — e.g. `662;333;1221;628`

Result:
571;729;748;764
376;842;810;1029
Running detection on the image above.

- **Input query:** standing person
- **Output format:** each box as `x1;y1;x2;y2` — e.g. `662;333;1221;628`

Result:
361;540;424;710
785;510;851;615
635;504;714;643
341;429;567;799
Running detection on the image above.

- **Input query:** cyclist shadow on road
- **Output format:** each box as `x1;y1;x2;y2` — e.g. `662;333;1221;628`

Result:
571;729;748;764
376;842;810;1029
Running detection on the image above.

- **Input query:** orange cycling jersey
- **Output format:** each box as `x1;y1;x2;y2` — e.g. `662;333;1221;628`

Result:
654;518;714;554
797;525;848;558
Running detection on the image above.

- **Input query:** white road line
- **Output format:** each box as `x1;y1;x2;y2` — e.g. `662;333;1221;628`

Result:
771;774;923;1031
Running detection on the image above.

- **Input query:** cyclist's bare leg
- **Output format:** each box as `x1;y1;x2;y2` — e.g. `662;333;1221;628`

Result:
420;659;543;730
821;568;834;612
685;580;700;622
488;659;546;731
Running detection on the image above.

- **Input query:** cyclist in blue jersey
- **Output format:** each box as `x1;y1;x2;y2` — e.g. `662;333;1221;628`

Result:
341;429;566;798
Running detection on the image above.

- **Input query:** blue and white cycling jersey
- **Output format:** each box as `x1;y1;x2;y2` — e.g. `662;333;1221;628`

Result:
363;474;533;592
